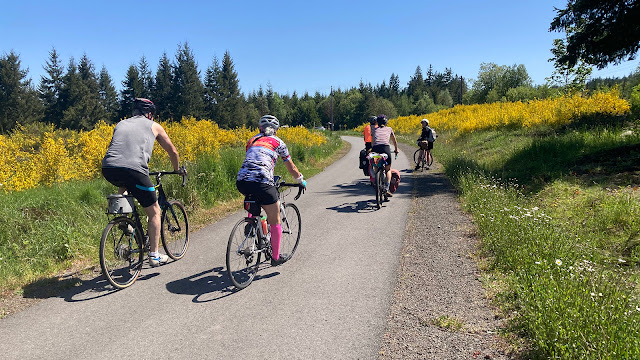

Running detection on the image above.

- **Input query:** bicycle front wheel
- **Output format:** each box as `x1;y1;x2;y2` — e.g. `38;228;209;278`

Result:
226;218;261;289
100;217;143;289
161;200;189;260
413;149;421;165
280;203;301;260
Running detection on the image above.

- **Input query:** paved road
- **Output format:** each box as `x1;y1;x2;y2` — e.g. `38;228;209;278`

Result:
0;136;413;360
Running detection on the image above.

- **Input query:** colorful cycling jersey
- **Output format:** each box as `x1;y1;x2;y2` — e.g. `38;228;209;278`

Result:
236;134;291;185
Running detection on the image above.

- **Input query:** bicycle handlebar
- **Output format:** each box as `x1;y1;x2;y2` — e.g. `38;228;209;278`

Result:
278;182;305;200
149;166;188;186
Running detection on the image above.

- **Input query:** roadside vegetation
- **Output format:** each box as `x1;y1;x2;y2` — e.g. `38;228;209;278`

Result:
392;90;640;358
0;123;342;297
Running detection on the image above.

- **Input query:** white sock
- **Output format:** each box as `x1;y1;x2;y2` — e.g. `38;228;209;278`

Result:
149;252;159;258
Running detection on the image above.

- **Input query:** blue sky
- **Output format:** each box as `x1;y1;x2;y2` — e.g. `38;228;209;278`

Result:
1;0;638;96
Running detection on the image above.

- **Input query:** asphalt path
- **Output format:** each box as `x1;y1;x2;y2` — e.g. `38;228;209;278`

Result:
0;136;413;360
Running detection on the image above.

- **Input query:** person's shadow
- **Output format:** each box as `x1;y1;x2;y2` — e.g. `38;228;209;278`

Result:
165;265;279;302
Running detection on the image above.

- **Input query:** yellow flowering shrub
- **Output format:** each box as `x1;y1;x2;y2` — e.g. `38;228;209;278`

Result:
363;90;631;137
0;118;327;193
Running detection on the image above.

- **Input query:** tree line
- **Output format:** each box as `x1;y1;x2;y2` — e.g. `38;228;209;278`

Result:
1;39;639;134
0;42;474;133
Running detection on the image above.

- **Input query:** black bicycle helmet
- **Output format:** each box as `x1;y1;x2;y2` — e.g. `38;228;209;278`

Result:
376;114;388;126
369;115;377;125
133;98;156;115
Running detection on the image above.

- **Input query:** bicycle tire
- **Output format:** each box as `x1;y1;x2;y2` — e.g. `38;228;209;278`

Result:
226;218;260;289
161;200;189;260
375;168;383;209
100;217;144;289
413;149;421;165
280;203;301;260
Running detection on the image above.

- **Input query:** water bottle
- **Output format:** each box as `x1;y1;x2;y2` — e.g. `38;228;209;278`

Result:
261;216;268;235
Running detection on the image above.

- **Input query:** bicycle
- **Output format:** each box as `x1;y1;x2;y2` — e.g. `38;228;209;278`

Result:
367;152;389;209
100;168;189;289
413;144;433;171
226;176;305;290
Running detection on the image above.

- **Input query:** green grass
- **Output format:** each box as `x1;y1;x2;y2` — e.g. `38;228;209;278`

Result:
433;124;640;359
0;133;344;294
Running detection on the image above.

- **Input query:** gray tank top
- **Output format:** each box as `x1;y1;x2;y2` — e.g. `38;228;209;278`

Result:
101;115;156;175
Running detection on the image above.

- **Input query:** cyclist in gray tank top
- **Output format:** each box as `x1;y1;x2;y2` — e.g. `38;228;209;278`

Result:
101;98;184;267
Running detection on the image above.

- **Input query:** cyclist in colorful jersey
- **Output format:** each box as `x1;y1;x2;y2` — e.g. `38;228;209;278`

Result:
102;98;184;267
371;114;399;198
236;115;307;266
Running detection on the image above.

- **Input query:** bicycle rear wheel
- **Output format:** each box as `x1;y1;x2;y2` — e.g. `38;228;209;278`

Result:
375;168;383;209
426;150;434;166
100;217;143;289
161;200;189;260
280;203;301;260
226;218;261;289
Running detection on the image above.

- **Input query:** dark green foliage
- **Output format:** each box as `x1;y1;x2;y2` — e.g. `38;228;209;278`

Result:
152;52;174;121
172;42;205;121
98;66;119;123
38;48;65;126
0;51;42;132
550;0;640;69
119;64;143;119
215;50;244;128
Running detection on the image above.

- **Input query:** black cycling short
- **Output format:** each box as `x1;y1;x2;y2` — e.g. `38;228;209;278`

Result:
102;167;157;208
372;144;392;166
236;180;279;206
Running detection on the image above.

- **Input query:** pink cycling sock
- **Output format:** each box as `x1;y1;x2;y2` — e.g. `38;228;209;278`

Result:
270;224;282;260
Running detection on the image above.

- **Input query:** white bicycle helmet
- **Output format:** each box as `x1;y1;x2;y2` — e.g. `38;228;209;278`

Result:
259;115;280;133
421;118;429;125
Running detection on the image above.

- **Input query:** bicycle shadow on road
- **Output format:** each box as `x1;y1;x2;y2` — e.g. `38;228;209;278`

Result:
165;265;279;302
326;200;378;213
20;268;161;303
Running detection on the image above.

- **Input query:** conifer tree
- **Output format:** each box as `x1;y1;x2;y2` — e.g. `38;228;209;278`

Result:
172;42;205;121
57;55;104;130
98;66;119;122
38;48;65;126
216;50;244;128
0;51;42;132
119;64;143;119
204;55;221;121
138;55;154;99
153;52;174;120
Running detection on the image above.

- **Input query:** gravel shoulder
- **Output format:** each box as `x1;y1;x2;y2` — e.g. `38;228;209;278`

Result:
378;142;511;359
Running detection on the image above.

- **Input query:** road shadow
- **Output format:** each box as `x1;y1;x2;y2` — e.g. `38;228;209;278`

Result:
165;265;279;302
327;200;378;213
411;168;456;198
21;266;162;303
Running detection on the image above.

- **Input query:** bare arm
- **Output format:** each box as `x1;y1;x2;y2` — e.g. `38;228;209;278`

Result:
152;122;180;171
284;160;302;179
391;130;398;153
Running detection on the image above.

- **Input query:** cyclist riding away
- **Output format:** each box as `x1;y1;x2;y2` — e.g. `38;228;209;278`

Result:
236;115;307;266
371;114;399;198
101;98;184;267
363;115;377;152
416;118;435;170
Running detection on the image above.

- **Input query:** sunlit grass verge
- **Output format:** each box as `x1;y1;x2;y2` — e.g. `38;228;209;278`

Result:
436;126;640;359
0;133;344;294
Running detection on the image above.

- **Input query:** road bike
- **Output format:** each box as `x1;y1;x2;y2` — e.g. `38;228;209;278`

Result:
100;169;189;289
368;152;389;209
413;145;433;171
226;176;304;290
